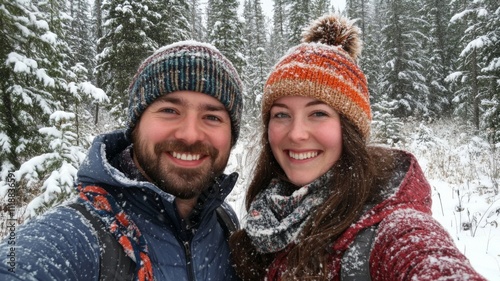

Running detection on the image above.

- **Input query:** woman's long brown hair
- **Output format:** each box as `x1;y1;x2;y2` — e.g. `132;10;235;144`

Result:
229;116;397;280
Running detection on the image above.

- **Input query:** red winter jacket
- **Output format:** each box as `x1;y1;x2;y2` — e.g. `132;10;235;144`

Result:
266;150;486;281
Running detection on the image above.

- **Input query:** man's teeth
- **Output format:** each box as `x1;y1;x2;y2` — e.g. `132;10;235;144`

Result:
172;152;201;161
289;151;318;160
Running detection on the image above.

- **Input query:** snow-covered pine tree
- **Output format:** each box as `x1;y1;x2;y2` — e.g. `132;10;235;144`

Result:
447;0;500;138
150;0;191;46
346;0;371;93
268;0;289;63
0;0;107;216
241;0;270;127
378;0;431;118
417;0;453;117
206;0;245;74
67;0;107;141
359;0;385;101
420;0;455;118
69;0;95;82
311;0;332;19
96;0;158;122
18;0;107;217
481;0;500;143
359;0;404;143
346;0;369;42
188;0;205;40
288;0;312;45
92;0;105;125
0;0;58;204
21;111;87;217
371;97;405;144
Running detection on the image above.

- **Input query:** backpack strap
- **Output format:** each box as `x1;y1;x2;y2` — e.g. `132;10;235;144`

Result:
69;203;134;281
215;202;240;238
340;225;378;281
69;202;237;280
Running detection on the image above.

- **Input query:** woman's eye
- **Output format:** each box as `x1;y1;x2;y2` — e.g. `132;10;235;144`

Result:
311;111;328;117
272;112;289;119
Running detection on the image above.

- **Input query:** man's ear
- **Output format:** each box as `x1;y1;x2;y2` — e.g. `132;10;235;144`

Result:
129;124;139;144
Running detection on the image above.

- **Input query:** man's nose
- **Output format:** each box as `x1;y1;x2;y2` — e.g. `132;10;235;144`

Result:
174;116;205;144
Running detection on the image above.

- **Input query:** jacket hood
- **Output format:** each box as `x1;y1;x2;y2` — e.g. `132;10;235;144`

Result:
77;130;135;188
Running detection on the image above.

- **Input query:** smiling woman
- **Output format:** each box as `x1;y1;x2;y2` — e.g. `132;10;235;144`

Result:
228;13;487;281
268;96;343;187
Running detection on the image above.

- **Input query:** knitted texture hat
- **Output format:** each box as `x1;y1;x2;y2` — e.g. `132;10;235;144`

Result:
127;40;243;144
262;15;371;140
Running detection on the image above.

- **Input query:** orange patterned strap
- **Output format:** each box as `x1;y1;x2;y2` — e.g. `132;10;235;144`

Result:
77;184;153;281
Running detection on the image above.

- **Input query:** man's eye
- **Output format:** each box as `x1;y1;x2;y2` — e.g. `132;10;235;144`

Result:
161;108;177;114
206;115;222;122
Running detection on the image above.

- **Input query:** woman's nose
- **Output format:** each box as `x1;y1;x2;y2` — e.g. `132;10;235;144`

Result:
287;118;309;142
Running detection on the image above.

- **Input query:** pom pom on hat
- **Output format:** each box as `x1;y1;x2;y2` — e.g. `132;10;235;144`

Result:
302;15;362;61
262;14;371;140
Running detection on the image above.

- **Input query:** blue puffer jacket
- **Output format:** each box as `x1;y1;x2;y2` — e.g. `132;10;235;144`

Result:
0;130;241;281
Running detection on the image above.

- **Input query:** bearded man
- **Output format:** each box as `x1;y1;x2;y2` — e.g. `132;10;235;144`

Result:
0;41;243;281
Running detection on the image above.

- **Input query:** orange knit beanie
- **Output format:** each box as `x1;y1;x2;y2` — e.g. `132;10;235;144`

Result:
262;14;371;140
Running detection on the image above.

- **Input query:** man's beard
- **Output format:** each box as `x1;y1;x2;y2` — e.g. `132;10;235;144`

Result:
132;134;229;199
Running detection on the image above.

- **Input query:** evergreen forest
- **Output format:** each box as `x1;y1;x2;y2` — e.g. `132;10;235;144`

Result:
0;0;499;229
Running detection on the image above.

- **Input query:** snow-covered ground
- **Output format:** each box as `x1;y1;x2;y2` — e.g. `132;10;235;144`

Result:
429;177;499;280
225;120;500;280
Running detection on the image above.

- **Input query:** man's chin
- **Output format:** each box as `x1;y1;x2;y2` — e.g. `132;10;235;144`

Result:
154;169;212;197
156;181;205;199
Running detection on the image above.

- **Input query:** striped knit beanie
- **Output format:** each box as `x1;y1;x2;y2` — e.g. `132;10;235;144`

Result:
262;15;371;140
127;40;243;144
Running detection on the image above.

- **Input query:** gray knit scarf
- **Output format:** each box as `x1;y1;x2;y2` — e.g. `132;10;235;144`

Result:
244;172;333;253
